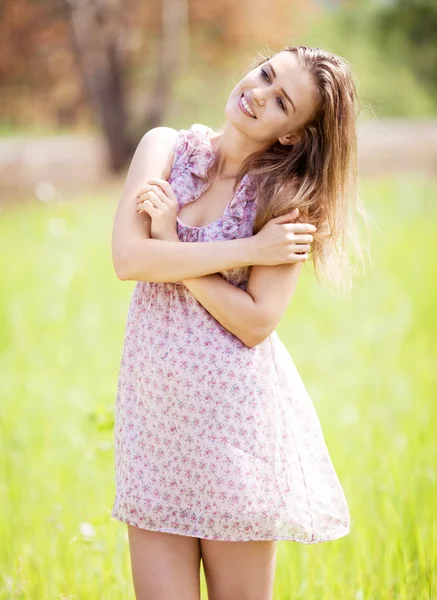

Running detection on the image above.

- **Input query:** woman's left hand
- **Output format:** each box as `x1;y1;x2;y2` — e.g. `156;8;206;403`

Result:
136;178;180;242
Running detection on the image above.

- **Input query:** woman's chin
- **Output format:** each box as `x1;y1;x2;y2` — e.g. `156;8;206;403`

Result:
223;104;253;135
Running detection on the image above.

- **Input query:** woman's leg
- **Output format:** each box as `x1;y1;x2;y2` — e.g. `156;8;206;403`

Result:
200;538;277;600
127;525;202;600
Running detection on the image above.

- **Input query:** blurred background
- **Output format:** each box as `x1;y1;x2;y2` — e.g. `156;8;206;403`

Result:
0;0;436;598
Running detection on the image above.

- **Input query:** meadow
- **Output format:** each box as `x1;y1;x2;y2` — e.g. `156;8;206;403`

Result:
0;175;436;599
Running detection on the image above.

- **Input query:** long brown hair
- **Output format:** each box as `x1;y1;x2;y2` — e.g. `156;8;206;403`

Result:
224;45;371;296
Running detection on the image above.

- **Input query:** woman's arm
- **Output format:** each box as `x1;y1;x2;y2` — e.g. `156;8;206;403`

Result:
120;236;258;282
182;261;303;347
113;128;311;281
112;126;258;281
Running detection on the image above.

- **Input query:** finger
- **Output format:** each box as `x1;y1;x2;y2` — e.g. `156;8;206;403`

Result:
136;194;150;205
136;189;156;202
136;185;153;199
146;178;177;202
294;234;313;244
136;184;164;199
272;208;299;222
136;199;154;210
138;185;172;207
136;187;153;203
138;191;164;208
147;185;170;204
137;202;158;215
301;234;314;243
294;244;311;252
289;222;317;233
290;252;308;262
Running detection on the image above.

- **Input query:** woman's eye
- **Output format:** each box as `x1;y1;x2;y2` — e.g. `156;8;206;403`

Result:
261;69;286;112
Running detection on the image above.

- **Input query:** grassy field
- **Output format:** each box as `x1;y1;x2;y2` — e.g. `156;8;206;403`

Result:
0;175;436;599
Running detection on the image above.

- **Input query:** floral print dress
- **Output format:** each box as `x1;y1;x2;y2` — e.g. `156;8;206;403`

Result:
111;122;350;543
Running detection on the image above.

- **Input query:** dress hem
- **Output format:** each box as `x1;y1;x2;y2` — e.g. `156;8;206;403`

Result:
111;509;350;545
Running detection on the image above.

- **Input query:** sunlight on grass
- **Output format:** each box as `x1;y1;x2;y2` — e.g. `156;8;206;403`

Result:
0;176;436;598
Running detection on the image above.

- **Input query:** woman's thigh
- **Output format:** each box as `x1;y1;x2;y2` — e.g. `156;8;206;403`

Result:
200;538;277;600
127;525;202;600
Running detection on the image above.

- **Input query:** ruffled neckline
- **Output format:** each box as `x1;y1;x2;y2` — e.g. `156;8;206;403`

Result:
173;123;257;234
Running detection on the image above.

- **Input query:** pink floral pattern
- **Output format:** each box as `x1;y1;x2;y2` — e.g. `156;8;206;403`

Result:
111;122;350;543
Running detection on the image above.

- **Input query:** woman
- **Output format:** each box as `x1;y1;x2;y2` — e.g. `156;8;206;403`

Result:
111;45;367;600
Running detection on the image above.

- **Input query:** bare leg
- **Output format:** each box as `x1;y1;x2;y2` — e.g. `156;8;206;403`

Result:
200;538;277;600
127;525;202;600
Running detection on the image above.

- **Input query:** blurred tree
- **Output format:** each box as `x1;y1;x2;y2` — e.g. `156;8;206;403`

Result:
65;0;189;171
374;0;437;101
65;0;130;171
0;0;310;172
0;0;190;171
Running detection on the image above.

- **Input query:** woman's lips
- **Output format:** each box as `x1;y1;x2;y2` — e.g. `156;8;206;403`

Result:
239;93;256;118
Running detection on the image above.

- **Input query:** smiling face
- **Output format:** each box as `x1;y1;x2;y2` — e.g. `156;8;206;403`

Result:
225;50;320;146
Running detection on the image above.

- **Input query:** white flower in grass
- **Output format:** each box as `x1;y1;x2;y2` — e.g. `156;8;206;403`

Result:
79;521;95;538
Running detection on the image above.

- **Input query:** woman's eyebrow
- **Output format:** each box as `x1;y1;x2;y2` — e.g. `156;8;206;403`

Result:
268;63;296;112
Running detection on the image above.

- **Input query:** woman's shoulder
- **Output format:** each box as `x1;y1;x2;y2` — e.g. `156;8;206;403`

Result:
145;122;216;150
130;126;180;180
140;125;180;145
135;124;213;179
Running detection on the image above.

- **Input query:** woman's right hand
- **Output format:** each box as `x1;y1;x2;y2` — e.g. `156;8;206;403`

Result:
252;208;317;266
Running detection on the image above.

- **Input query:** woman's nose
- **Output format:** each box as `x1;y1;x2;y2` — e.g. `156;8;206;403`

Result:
252;88;266;106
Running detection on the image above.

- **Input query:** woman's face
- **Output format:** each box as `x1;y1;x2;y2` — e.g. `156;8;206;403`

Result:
225;51;319;146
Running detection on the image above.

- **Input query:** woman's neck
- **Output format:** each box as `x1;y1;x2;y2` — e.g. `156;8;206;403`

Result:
209;122;269;180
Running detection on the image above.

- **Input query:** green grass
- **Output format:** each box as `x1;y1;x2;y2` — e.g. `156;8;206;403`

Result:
0;176;436;598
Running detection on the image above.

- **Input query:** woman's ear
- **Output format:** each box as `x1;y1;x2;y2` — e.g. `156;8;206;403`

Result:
278;130;301;146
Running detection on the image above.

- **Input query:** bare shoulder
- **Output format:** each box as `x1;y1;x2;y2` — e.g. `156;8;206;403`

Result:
141;125;179;145
138;126;180;179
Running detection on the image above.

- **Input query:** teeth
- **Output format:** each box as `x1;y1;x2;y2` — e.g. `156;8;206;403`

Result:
242;95;255;118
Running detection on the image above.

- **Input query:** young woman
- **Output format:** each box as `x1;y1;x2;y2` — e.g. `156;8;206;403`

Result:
111;45;367;600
